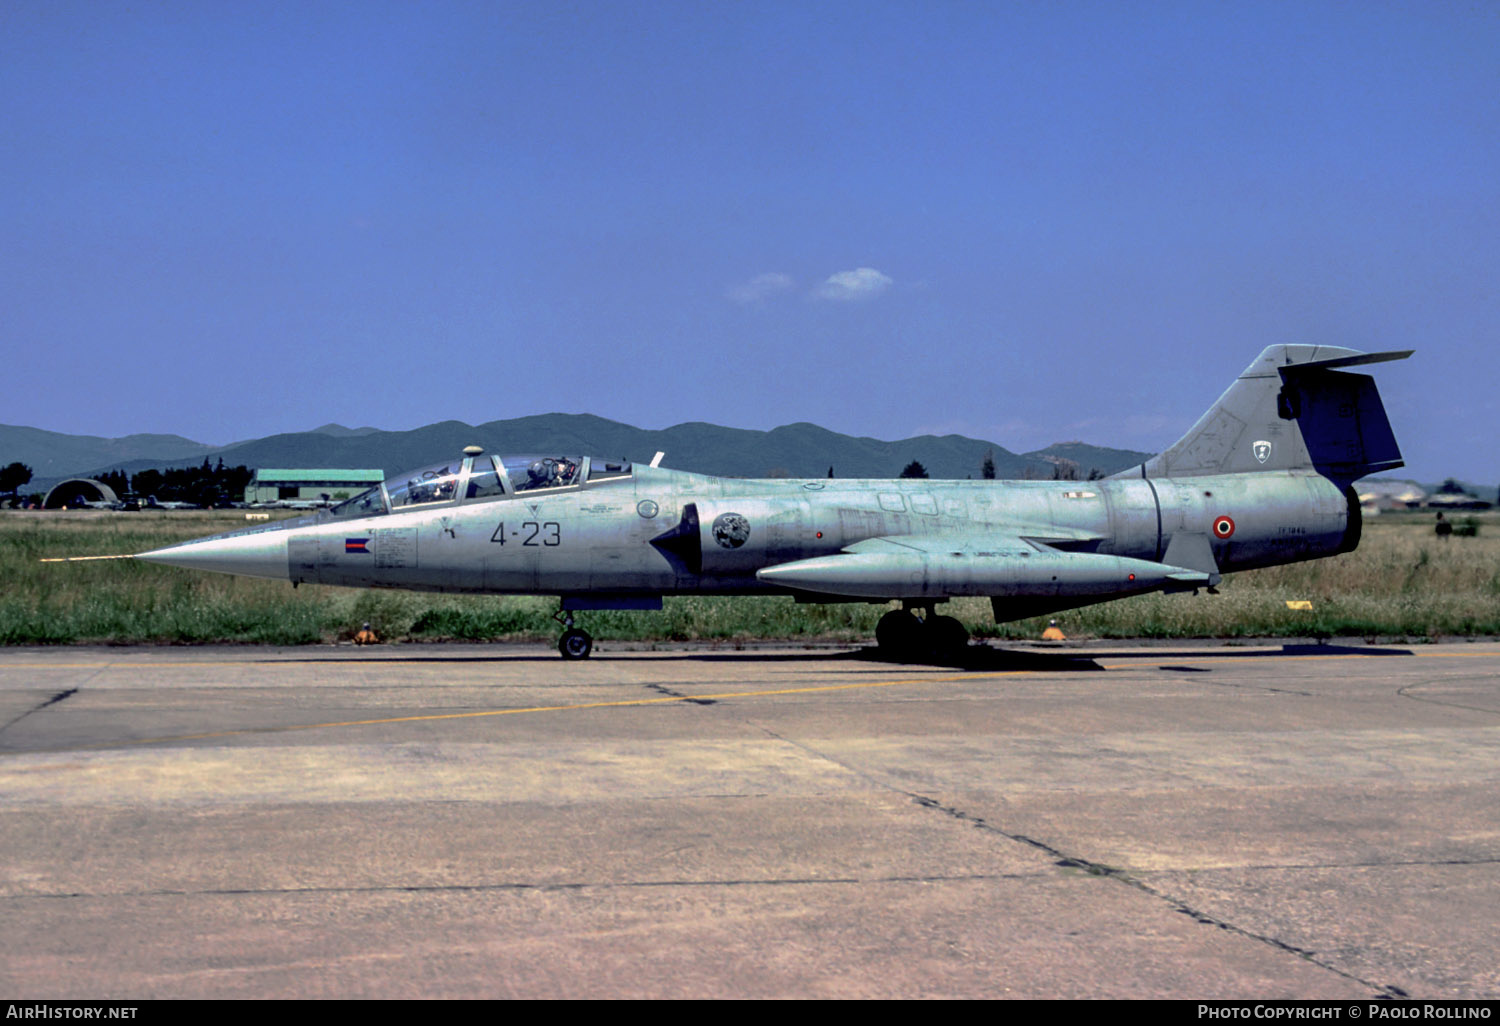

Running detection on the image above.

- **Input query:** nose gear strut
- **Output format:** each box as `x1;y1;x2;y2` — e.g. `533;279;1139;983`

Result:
553;608;594;660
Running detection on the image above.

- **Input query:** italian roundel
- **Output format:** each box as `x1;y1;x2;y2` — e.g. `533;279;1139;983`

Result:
1212;516;1235;539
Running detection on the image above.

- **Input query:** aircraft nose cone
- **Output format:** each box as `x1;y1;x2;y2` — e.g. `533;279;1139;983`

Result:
137;530;291;580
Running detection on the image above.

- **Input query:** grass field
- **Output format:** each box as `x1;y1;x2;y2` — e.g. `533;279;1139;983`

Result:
2;508;1497;645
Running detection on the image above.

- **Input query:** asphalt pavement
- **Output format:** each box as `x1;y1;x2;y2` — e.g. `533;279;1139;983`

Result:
2;640;1497;998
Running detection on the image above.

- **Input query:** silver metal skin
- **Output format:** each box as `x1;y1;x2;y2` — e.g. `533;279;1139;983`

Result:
136;344;1410;658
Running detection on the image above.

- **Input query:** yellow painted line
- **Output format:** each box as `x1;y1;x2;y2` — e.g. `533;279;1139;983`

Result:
1;646;1493;755
8;670;1033;753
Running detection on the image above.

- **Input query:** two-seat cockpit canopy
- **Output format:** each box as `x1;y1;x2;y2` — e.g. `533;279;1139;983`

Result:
325;452;633;521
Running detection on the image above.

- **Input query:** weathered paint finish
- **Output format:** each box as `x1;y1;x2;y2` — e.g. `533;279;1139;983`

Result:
157;467;1350;598
136;344;1408;632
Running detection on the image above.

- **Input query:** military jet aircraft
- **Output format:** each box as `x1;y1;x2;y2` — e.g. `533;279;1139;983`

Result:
131;344;1409;659
142;495;201;511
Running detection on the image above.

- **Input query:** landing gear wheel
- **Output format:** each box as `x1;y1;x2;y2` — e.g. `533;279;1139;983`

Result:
927;615;969;655
876;609;925;657
559;629;593;660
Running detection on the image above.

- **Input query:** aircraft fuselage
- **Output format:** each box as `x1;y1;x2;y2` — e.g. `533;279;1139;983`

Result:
193;466;1353;601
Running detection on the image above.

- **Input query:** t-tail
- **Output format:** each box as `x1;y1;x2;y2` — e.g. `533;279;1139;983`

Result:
1117;344;1412;485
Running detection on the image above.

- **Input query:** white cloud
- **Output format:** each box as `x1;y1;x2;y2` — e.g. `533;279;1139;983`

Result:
816;267;894;301
727;272;796;304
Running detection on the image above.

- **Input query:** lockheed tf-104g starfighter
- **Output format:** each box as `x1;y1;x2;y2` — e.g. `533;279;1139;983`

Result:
129;345;1409;658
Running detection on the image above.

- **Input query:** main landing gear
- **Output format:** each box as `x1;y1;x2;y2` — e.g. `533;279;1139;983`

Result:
554;609;593;660
875;604;970;662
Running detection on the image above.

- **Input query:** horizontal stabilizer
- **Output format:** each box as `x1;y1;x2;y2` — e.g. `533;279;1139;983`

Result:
1277;349;1413;372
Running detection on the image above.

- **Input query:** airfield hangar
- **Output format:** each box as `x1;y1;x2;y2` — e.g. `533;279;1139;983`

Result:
42;479;120;509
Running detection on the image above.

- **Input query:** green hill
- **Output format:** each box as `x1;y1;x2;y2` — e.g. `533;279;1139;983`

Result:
23;414;1153;490
0;424;215;480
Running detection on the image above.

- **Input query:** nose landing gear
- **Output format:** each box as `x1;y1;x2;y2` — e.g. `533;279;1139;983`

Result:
553;609;594;659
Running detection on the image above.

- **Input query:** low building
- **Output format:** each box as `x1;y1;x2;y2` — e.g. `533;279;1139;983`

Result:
1426;491;1493;511
245;469;383;505
1358;479;1426;511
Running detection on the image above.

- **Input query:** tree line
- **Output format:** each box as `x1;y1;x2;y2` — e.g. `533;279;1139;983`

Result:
105;460;255;506
1;462;32;504
0;459;254;507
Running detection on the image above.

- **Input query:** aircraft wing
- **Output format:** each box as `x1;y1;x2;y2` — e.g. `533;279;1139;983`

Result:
756;529;1215;600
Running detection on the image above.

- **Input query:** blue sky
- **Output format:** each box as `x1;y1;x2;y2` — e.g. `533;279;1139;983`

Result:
3;1;1496;482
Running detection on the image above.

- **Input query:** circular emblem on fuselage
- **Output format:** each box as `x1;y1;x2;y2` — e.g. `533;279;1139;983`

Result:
636;499;659;519
1213;515;1236;539
712;512;751;549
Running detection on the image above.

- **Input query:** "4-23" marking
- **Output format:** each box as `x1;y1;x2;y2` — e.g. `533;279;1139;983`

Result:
491;521;562;546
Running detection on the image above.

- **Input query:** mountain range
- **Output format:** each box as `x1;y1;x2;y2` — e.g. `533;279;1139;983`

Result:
3;417;1153;494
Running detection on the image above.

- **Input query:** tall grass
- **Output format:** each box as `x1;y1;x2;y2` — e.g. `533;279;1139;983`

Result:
2;510;1495;644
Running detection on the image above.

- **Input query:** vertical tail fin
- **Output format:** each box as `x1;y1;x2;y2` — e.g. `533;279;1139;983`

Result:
1122;345;1411;484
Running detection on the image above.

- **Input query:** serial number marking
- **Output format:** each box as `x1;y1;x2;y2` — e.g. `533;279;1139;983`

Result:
491;521;562;546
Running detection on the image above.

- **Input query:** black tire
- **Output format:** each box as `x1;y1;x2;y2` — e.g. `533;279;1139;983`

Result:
927;614;970;654
559;629;593;660
875;610;924;656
